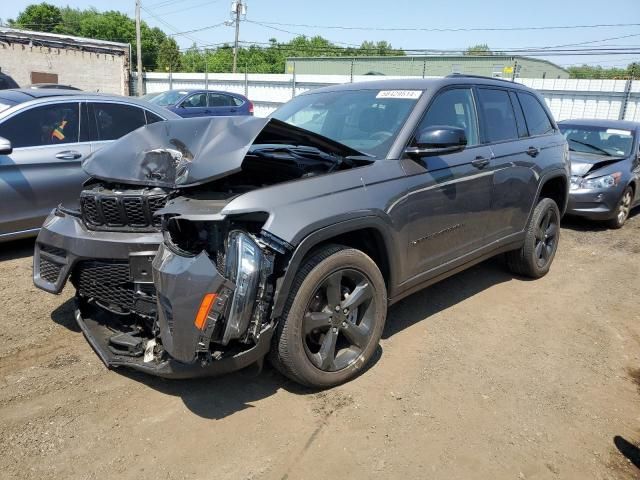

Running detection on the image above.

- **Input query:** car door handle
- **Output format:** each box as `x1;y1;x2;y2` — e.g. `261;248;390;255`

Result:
471;156;490;169
55;150;82;160
526;146;540;157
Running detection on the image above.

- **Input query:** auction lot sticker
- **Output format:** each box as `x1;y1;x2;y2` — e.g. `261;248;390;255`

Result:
376;90;423;99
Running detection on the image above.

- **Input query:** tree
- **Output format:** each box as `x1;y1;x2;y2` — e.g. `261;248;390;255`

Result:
9;3;63;32
358;40;403;56
157;37;181;71
464;43;492;56
566;64;629;79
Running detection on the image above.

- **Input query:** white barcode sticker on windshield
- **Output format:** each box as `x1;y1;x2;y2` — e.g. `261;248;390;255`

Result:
376;90;422;99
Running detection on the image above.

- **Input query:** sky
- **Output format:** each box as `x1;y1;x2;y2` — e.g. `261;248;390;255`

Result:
1;0;639;68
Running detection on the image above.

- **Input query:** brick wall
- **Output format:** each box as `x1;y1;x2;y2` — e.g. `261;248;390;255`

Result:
0;43;129;95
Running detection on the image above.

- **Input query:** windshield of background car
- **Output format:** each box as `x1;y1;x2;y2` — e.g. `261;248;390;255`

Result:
559;124;635;158
270;89;422;158
149;90;188;106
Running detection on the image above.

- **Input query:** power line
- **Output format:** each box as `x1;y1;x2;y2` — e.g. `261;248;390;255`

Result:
244;20;640;32
140;5;205;44
152;0;221;17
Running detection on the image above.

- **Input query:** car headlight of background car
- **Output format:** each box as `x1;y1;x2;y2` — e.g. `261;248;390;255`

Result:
571;172;622;190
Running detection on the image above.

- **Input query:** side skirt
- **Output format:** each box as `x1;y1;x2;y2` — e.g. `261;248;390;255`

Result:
388;233;524;306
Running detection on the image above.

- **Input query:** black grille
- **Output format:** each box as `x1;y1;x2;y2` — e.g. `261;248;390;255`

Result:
81;196;100;225
39;244;66;258
72;261;156;317
40;257;62;283
80;190;169;231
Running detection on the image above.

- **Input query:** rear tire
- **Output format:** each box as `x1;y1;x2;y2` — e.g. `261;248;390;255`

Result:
506;197;560;279
269;245;387;388
607;186;633;229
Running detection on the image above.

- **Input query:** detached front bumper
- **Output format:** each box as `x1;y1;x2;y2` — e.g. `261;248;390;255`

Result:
74;300;274;379
566;185;623;221
35;209;274;378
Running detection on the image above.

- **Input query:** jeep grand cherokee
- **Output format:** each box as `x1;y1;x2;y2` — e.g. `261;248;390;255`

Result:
34;77;569;387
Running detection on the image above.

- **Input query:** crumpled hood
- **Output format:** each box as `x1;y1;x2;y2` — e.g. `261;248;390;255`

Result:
82;116;363;188
570;151;625;176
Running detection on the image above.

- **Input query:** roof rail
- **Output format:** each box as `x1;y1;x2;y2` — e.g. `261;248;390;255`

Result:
446;73;518;84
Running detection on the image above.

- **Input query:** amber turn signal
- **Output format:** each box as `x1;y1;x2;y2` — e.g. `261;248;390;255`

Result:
194;293;217;330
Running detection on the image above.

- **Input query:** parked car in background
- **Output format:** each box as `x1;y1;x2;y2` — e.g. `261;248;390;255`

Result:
26;84;82;90
559;119;639;228
148;89;254;117
0;72;19;90
140;91;163;102
34;76;568;387
0;89;179;241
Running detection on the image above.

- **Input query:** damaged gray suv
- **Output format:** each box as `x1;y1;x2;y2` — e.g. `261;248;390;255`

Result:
34;77;569;387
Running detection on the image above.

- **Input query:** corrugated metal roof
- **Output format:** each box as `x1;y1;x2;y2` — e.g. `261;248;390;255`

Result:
0;27;130;54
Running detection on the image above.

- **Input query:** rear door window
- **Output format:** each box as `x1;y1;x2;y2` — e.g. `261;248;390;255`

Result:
207;93;234;107
0;102;80;148
518;92;554;136
90;102;146;141
476;88;519;143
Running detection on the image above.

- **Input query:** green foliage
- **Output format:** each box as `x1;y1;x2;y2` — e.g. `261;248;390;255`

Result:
157;37;182;71
566;64;639;79
464;44;492;56
9;3;63;32
176;36;405;74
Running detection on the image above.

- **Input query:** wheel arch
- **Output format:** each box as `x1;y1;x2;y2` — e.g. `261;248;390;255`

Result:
537;171;569;216
270;216;397;320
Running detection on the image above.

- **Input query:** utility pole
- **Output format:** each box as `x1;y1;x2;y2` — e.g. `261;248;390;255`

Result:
135;0;145;95
231;1;246;73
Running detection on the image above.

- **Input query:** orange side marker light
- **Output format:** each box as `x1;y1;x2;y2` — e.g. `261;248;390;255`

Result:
194;293;217;330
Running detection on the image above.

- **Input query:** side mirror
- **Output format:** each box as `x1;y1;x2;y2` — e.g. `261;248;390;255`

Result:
405;126;467;158
0;136;12;155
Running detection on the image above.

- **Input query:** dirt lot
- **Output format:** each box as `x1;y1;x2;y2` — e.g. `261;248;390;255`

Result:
1;213;639;480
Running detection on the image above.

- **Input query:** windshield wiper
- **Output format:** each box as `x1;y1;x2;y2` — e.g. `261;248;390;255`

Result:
568;138;612;156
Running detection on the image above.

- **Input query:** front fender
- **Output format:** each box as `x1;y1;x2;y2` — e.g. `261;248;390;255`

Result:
269;215;399;320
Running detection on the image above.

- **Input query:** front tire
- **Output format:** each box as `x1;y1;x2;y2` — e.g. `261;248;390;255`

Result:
607;186;633;229
270;245;387;388
506;197;560;279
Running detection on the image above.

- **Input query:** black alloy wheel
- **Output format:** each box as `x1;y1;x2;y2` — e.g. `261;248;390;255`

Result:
270;245;387;388
534;207;559;269
302;268;376;372
506;197;561;278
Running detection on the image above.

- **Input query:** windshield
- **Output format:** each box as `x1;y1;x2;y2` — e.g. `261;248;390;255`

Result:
560;124;635;158
270;89;422;158
149;90;189;107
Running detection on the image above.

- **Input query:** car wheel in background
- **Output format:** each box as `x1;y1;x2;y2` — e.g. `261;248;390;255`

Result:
506;197;561;279
607;186;633;229
270;245;387;388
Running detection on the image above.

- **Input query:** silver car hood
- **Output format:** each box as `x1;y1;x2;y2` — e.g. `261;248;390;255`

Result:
82;116;363;188
570;151;625;176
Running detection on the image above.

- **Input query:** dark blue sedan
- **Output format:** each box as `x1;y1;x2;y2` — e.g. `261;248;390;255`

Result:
146;89;253;117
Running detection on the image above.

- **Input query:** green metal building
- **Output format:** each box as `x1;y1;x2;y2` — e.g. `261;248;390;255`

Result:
285;55;569;79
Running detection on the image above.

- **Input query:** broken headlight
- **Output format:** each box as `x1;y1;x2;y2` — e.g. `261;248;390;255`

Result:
221;231;262;344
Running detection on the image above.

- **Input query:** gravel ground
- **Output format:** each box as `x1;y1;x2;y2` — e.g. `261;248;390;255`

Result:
0;212;639;480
